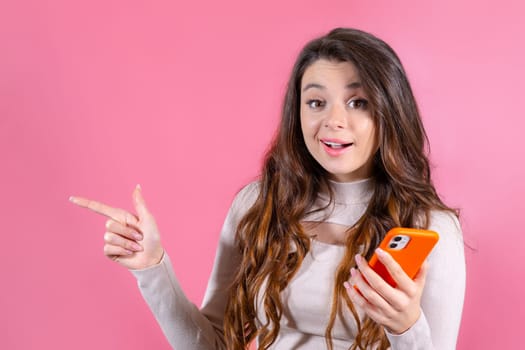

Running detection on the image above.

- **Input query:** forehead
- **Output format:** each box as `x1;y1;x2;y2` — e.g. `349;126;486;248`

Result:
301;59;361;88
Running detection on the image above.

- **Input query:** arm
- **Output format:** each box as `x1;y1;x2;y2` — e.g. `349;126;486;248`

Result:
130;182;259;349
386;211;466;349
346;211;466;350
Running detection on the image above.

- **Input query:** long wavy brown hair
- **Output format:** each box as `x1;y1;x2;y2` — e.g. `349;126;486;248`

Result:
223;28;458;350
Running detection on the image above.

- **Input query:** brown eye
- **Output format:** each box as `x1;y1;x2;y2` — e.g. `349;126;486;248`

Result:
306;99;325;109
348;99;368;109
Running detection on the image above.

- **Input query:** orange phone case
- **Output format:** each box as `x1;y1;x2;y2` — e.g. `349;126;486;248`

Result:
368;227;439;287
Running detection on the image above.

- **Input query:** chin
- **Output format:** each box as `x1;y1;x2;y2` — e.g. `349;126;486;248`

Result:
326;170;358;182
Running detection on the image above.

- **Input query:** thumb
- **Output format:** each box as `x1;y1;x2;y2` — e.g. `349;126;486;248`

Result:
133;184;150;220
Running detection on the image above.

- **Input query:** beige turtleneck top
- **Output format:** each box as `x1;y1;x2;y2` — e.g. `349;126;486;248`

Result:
131;179;465;349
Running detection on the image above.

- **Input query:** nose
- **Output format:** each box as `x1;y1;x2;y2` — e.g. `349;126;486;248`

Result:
324;104;346;129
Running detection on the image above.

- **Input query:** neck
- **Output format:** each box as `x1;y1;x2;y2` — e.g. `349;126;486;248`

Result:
325;177;374;205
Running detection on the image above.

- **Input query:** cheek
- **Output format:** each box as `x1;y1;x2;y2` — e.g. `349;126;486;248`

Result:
358;120;377;146
299;114;311;139
366;128;377;146
300;113;320;139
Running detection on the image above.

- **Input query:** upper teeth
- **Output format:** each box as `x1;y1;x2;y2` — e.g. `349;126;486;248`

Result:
324;141;344;148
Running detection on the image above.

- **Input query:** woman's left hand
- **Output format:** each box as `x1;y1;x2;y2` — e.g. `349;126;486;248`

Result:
344;248;428;334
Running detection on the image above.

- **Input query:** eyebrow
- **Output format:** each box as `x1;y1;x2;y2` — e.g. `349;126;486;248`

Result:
302;81;363;92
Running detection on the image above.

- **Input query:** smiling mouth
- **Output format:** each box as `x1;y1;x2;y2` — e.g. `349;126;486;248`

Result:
322;141;353;149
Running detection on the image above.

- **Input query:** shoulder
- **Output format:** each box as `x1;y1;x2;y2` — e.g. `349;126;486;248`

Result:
231;181;260;210
427;210;463;242
426;209;465;265
217;181;261;244
227;180;261;224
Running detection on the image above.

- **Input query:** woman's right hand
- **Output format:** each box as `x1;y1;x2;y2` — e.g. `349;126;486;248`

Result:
69;185;165;270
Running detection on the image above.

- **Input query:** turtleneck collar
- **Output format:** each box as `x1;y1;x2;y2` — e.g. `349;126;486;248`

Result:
324;177;375;205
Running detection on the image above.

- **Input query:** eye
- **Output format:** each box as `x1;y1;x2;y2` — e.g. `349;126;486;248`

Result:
306;99;325;109
348;99;369;110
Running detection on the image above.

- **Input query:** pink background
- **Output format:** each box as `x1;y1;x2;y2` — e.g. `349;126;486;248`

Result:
1;0;523;349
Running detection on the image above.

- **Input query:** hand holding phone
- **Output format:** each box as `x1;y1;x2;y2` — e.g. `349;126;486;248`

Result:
369;227;439;287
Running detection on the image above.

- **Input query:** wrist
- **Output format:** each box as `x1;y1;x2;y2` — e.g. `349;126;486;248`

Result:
384;309;422;335
144;248;165;268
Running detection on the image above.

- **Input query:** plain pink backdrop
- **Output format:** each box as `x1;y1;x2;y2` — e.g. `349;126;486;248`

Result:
1;0;523;349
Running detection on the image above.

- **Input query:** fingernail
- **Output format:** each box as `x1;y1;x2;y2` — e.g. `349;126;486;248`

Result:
343;281;351;289
133;232;143;241
69;196;76;203
355;254;362;264
136;184;142;190
132;243;142;251
376;247;386;257
125;250;134;255
350;267;357;277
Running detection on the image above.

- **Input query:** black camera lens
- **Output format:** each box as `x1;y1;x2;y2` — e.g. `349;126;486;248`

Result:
389;243;397;249
394;236;402;242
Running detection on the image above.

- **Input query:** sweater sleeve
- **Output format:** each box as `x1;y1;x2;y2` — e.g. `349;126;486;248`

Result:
386;211;466;350
129;182;259;350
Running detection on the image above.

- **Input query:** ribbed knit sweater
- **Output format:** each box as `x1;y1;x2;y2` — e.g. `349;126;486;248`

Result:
131;179;465;349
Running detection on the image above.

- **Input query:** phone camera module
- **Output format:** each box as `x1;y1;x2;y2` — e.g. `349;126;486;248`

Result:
387;234;410;250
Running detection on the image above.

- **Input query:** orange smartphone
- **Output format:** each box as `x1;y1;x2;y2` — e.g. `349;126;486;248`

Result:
368;227;439;287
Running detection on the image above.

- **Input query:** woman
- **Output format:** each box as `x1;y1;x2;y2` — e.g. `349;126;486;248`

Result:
70;28;465;349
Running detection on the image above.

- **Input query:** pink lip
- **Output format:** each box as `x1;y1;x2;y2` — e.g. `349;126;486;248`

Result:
320;138;353;157
321;138;351;144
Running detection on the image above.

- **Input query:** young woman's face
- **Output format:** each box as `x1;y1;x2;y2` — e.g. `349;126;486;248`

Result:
300;59;378;182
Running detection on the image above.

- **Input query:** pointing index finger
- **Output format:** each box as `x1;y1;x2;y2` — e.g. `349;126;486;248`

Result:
69;196;139;227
